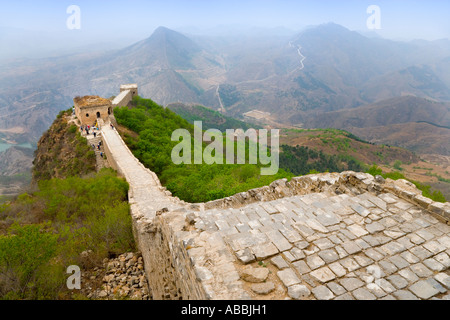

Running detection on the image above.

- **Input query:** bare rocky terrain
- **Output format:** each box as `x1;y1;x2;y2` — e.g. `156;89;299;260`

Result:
0;146;33;197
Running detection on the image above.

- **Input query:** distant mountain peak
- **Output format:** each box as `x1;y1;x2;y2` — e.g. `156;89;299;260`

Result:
154;26;171;32
318;22;350;30
146;26;201;51
151;26;179;37
292;22;365;45
300;22;351;34
149;26;192;42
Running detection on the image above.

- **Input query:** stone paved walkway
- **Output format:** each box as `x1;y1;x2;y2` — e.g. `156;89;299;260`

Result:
192;190;450;300
100;122;185;219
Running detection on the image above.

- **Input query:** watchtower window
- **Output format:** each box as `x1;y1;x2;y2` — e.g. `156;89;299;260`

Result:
96;112;101;118
86;113;89;117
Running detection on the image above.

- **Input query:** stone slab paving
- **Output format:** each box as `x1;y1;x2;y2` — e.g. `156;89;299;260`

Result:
101;123;185;217
194;190;450;300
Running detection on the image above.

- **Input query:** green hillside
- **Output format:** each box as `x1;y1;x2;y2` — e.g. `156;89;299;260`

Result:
167;102;257;131
0;111;134;300
115;96;290;203
279;144;365;176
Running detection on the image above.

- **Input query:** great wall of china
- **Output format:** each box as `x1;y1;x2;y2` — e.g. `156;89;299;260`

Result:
81;86;450;300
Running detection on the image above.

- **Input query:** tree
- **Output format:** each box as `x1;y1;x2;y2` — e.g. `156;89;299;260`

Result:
393;160;403;171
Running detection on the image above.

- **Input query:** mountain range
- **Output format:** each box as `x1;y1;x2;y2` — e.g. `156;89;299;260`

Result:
1;23;450;156
303;96;450;155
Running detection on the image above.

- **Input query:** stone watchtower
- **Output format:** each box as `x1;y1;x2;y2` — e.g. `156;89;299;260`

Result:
120;84;138;96
73;95;112;126
74;84;138;126
112;84;138;108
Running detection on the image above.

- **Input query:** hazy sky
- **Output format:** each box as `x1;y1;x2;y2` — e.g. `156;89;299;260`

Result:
1;0;449;42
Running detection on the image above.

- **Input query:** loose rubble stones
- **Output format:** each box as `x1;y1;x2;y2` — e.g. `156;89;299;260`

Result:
81;252;151;300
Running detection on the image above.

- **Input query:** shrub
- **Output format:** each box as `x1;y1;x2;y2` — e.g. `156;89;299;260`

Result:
84;202;135;259
67;125;78;134
367;165;382;177
0;168;134;299
36;168;129;223
393;160;403;171
0;223;59;299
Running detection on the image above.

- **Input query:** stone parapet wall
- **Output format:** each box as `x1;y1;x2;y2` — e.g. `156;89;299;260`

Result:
202;172;450;224
129;205;210;300
112;89;134;108
101;132;121;175
381;178;450;223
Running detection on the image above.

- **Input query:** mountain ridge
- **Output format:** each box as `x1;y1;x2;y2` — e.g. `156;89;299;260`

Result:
1;23;449;162
304;96;450;129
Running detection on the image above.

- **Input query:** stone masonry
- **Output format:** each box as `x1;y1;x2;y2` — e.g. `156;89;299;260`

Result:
100;118;450;300
74;95;112;126
112;84;138;108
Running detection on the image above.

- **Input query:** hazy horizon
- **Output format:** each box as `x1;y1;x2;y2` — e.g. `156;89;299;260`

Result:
1;0;450;61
